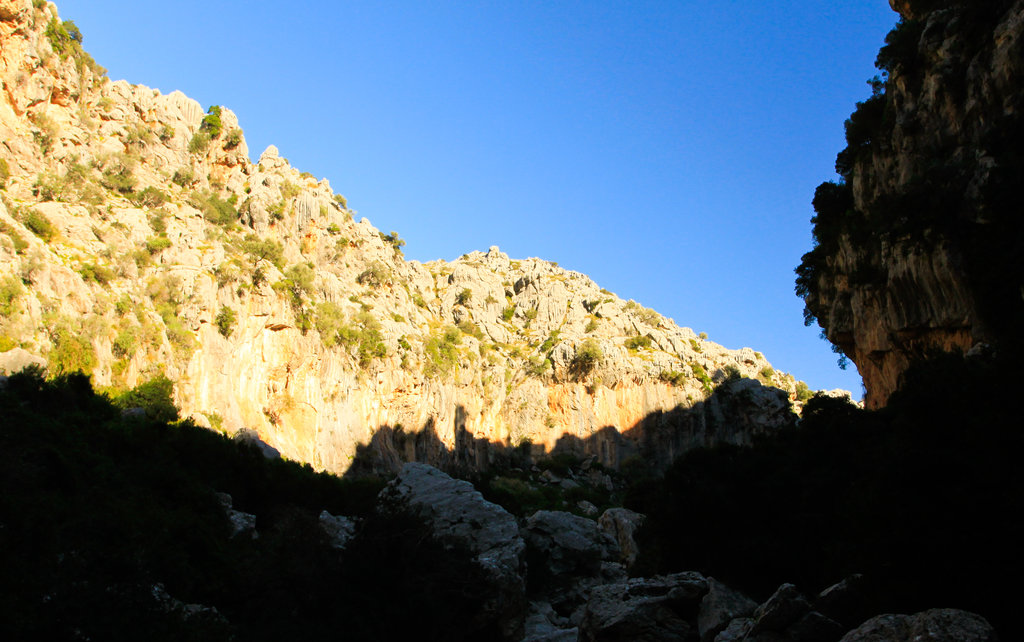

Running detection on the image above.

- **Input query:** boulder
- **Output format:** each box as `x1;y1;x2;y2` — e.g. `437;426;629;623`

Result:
597;507;645;569
698;578;758;642
0;348;46;375
714;617;753;642
523;601;579;642
751;583;811;633
580;572;708;642
523;510;620;578
318;510;357;550
377;463;526;639
786;610;846;642
815;574;870;628
215;492;257;538
839;609;997;642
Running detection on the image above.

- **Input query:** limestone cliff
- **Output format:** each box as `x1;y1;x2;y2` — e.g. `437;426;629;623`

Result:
797;0;1024;408
1;0;807;474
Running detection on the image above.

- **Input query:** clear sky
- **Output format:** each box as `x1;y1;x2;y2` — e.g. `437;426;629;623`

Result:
54;0;899;396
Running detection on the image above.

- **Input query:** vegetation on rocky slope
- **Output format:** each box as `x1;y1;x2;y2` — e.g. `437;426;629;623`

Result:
1;0;812;472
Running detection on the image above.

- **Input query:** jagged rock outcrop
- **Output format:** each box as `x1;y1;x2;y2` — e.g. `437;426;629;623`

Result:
797;0;1024;407
0;0;820;475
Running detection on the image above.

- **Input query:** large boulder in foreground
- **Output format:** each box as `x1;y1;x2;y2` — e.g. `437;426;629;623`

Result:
839;608;997;642
377;462;526;639
579;571;708;641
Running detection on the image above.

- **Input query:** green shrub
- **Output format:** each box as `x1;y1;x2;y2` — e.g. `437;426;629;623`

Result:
759;366;775;381
455;288;472;306
691;362;712;394
0;221;28;254
164;315;196;359
158;124;175;141
111;326;137;358
356;261;391;288
527;356;552;377
24;209;56;242
333;193;348;208
502;305;516;322
32;171;67;202
280;181;300;200
539;330;560;354
171;168;194;187
223;128;242;150
99;154;137;194
458;320;484;340
795;380;813;402
190;191;237;226
29;112;56;155
380;231;405;253
149;210;169;234
114;294;133;316
570;338;602;379
79;262;115;285
659;370;687;386
122;124;154;149
215;306;237;338
48;326;97;376
0;158;9;189
689;338;702;353
584;318;599;333
132;186;168;208
240;234;284;267
45;18;73;56
200;105;223;138
314;301;346;345
0;275;23;316
424;326;461;377
284;263;315;298
638;308;660;325
145;236;171;255
624;335;652;351
188;132;210;153
114;375;179;423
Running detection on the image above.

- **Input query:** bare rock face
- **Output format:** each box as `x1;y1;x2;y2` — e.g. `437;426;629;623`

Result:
798;0;1024;408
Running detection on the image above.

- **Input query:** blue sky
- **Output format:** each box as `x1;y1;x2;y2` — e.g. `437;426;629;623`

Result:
55;1;899;395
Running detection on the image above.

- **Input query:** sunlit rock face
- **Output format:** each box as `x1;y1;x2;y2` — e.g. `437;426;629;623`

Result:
799;0;1024;408
1;0;808;474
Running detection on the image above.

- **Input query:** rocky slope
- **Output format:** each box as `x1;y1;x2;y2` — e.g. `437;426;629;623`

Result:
797;0;1024;408
1;0;812;475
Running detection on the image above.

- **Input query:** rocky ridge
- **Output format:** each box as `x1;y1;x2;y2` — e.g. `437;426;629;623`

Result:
1;0;818;475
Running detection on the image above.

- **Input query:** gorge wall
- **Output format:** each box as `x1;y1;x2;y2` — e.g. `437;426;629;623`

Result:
0;0;806;475
797;0;1024;408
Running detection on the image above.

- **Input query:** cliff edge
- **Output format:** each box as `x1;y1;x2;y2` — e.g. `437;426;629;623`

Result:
797;0;1024;408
